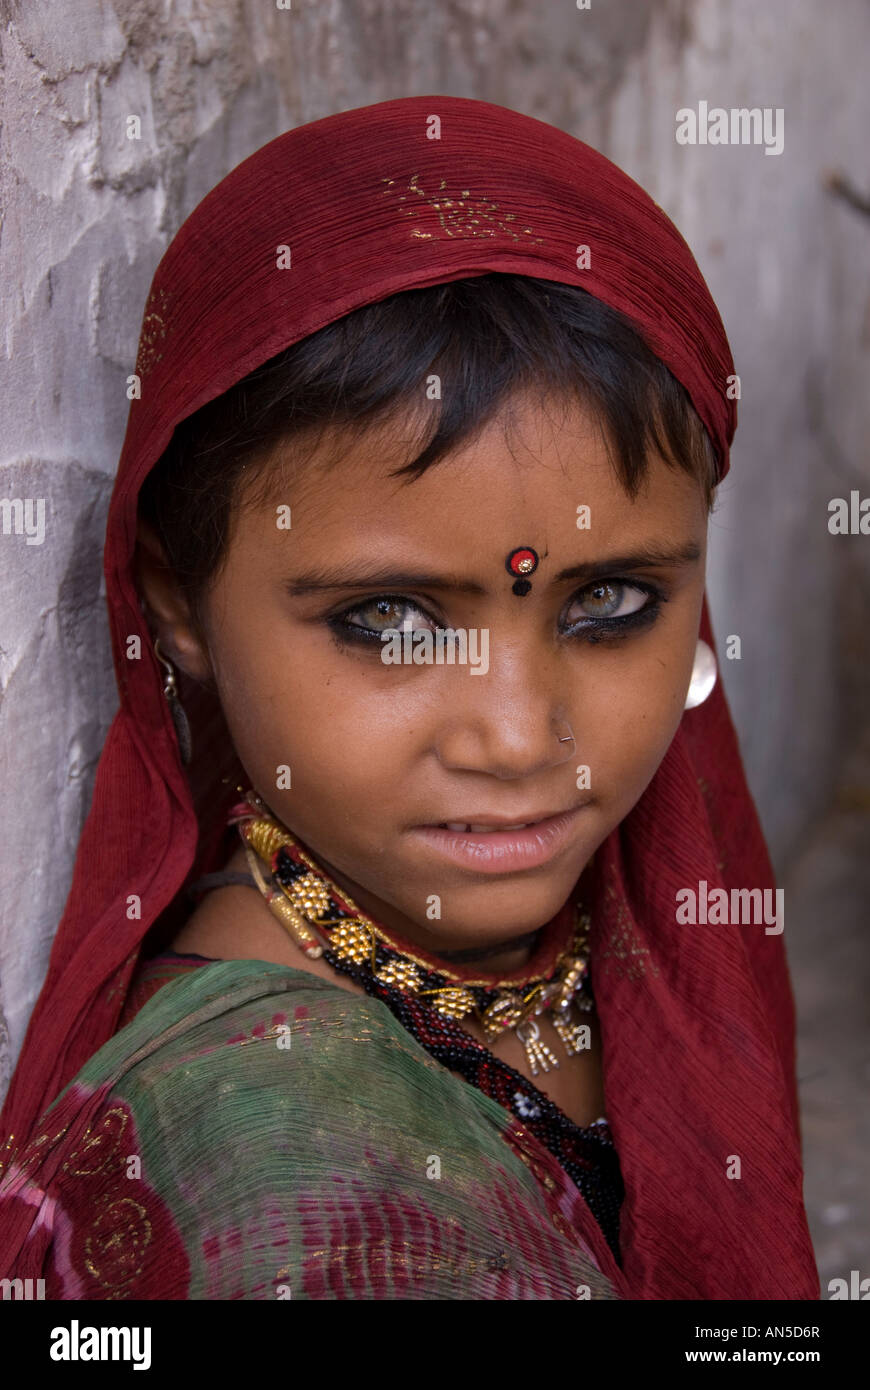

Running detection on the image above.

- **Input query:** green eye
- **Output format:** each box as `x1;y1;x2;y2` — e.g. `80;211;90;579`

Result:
582;582;623;617
568;581;647;623
336;595;438;639
351;598;409;630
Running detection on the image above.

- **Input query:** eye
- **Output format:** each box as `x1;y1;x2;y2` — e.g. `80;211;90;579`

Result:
333;595;438;640
564;580;650;625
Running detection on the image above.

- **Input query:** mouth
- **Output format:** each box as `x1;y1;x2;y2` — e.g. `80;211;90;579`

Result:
438;814;558;832
409;805;589;875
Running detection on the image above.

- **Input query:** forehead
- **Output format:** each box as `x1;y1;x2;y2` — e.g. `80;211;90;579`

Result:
233;389;707;560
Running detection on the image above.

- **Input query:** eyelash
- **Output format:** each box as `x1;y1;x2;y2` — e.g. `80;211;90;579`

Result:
565;580;664;643
326;580;666;650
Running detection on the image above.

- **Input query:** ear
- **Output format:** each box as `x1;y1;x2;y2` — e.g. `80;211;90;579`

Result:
134;517;213;684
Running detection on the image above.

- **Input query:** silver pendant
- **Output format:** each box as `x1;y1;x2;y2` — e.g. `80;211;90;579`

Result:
515;1018;559;1076
551;1004;590;1056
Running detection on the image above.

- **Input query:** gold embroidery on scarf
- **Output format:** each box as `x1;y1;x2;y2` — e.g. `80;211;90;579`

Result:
63;1106;128;1177
0;1131;16;1177
135;286;171;378
0;1119;71;1179
232;1024;293;1047
379;175;544;244
306;1240;505;1281
597;882;659;982
550;1210;580;1244
84;1194;152;1296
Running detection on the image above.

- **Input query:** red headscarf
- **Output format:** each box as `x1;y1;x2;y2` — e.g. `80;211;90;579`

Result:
0;95;817;1298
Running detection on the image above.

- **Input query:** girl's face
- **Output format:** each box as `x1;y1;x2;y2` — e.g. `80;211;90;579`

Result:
172;391;708;951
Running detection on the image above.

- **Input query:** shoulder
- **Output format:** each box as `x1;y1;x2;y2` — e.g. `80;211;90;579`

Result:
107;957;455;1122
20;959;615;1300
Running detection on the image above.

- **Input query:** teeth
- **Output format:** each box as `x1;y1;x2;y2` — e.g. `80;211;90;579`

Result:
443;822;530;833
470;823;530;832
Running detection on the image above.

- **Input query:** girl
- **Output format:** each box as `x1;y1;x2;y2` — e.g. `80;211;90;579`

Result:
0;95;818;1300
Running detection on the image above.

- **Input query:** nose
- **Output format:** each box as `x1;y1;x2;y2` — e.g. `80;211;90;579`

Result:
433;638;576;780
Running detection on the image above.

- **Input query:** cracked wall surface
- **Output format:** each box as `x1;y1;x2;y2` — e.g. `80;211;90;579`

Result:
1;0;868;1191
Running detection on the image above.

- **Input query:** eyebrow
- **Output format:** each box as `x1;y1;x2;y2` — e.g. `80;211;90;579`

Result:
283;543;703;596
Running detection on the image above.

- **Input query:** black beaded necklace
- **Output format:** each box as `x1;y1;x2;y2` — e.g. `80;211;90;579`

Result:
227;789;624;1258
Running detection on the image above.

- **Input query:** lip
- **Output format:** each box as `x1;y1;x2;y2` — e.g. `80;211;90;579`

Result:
434;808;569;830
409;805;587;875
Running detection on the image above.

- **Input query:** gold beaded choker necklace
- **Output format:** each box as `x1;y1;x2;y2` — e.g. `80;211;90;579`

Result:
228;788;594;1077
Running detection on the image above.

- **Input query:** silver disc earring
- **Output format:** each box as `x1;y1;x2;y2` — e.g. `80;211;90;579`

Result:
684;638;717;710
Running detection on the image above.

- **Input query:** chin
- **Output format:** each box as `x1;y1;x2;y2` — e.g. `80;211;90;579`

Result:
406;877;581;944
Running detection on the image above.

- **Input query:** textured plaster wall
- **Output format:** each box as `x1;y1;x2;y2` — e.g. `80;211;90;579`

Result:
1;0;868;1129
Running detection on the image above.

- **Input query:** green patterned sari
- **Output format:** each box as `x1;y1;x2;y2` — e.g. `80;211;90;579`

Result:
7;960;623;1300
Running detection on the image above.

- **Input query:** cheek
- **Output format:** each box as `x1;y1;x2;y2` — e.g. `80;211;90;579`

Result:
213;629;418;803
578;631;699;792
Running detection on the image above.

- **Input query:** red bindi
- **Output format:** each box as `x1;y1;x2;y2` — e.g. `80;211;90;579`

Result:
505;546;540;596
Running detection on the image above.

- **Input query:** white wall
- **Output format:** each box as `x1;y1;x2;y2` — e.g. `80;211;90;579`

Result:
2;0;868;1094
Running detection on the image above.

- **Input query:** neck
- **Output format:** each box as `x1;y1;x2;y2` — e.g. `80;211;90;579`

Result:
459;939;537;974
436;932;541;971
223;837;545;978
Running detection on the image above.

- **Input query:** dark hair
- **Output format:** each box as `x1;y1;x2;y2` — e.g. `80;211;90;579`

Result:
138;273;717;628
